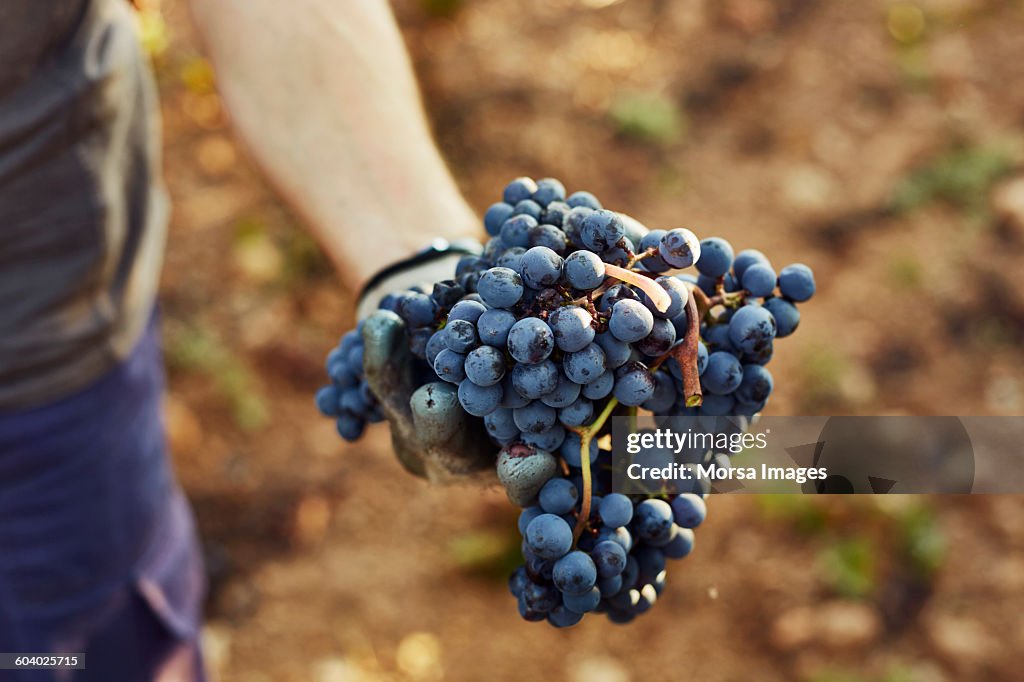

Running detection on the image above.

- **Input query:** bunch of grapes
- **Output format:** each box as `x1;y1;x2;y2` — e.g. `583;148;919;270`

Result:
316;176;814;626
316;326;384;441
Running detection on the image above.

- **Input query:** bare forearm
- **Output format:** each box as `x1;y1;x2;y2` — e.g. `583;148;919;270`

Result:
188;0;478;289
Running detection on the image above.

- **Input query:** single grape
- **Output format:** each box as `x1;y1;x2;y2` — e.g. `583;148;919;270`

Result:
477;309;517;347
445;318;479;353
735;364;774;405
702;352;742;395
513;402;558;434
448;299;487;324
500;214;538;248
484;203;515;237
763;297;800;337
432;348;467;384
513;199;543;221
599;493;633;528
697;340;709;375
558;397;593;428
398;292;436;328
457;379;502;417
778;263;816;302
728;305;777;354
522;424;566;452
503;177;538;205
553;551;598;596
532;177;567;206
336;414;365;441
507;318;554;364
566;190;602;210
539;478;579;515
635;317;676;357
658;228;701;269
671;493;707;529
464;345;506;387
478;267;524;308
520;246;564;289
591;540;628;579
549;306;596;353
609;299;655;343
613;361;656;407
511;360;560;399
485;407;521;442
581;209;625;252
564;250;606;290
695;237;734;278
741;263;777;298
526;514;573;560
564;343;608;385
315;386;339;416
527;224;569;254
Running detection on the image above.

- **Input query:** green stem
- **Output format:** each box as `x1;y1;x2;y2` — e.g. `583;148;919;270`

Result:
571;396;620;546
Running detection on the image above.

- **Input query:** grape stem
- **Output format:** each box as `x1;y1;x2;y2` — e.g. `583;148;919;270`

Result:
568;396;620;546
676;288;704;407
603;264;671;312
626;247;657;268
691;285;747;323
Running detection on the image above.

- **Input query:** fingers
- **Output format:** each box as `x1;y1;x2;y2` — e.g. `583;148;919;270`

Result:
412;382;497;480
410;382;464;448
361;310;413;418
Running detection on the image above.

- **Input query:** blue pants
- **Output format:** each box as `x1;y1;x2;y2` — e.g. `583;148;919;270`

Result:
0;316;206;681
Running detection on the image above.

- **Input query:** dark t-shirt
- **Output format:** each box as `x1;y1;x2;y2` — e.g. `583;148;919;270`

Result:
0;0;167;409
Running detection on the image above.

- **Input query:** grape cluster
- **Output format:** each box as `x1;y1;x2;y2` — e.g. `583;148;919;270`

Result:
316;325;384;440
315;176;815;627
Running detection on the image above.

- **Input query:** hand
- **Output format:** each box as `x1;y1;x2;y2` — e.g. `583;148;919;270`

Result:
361;310;496;482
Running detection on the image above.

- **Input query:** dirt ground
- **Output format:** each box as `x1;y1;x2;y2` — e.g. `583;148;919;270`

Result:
147;0;1024;680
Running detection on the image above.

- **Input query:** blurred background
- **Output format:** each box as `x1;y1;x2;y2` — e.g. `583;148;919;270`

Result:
138;0;1023;679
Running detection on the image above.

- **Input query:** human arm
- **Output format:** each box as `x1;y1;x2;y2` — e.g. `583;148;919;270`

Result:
186;0;478;291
